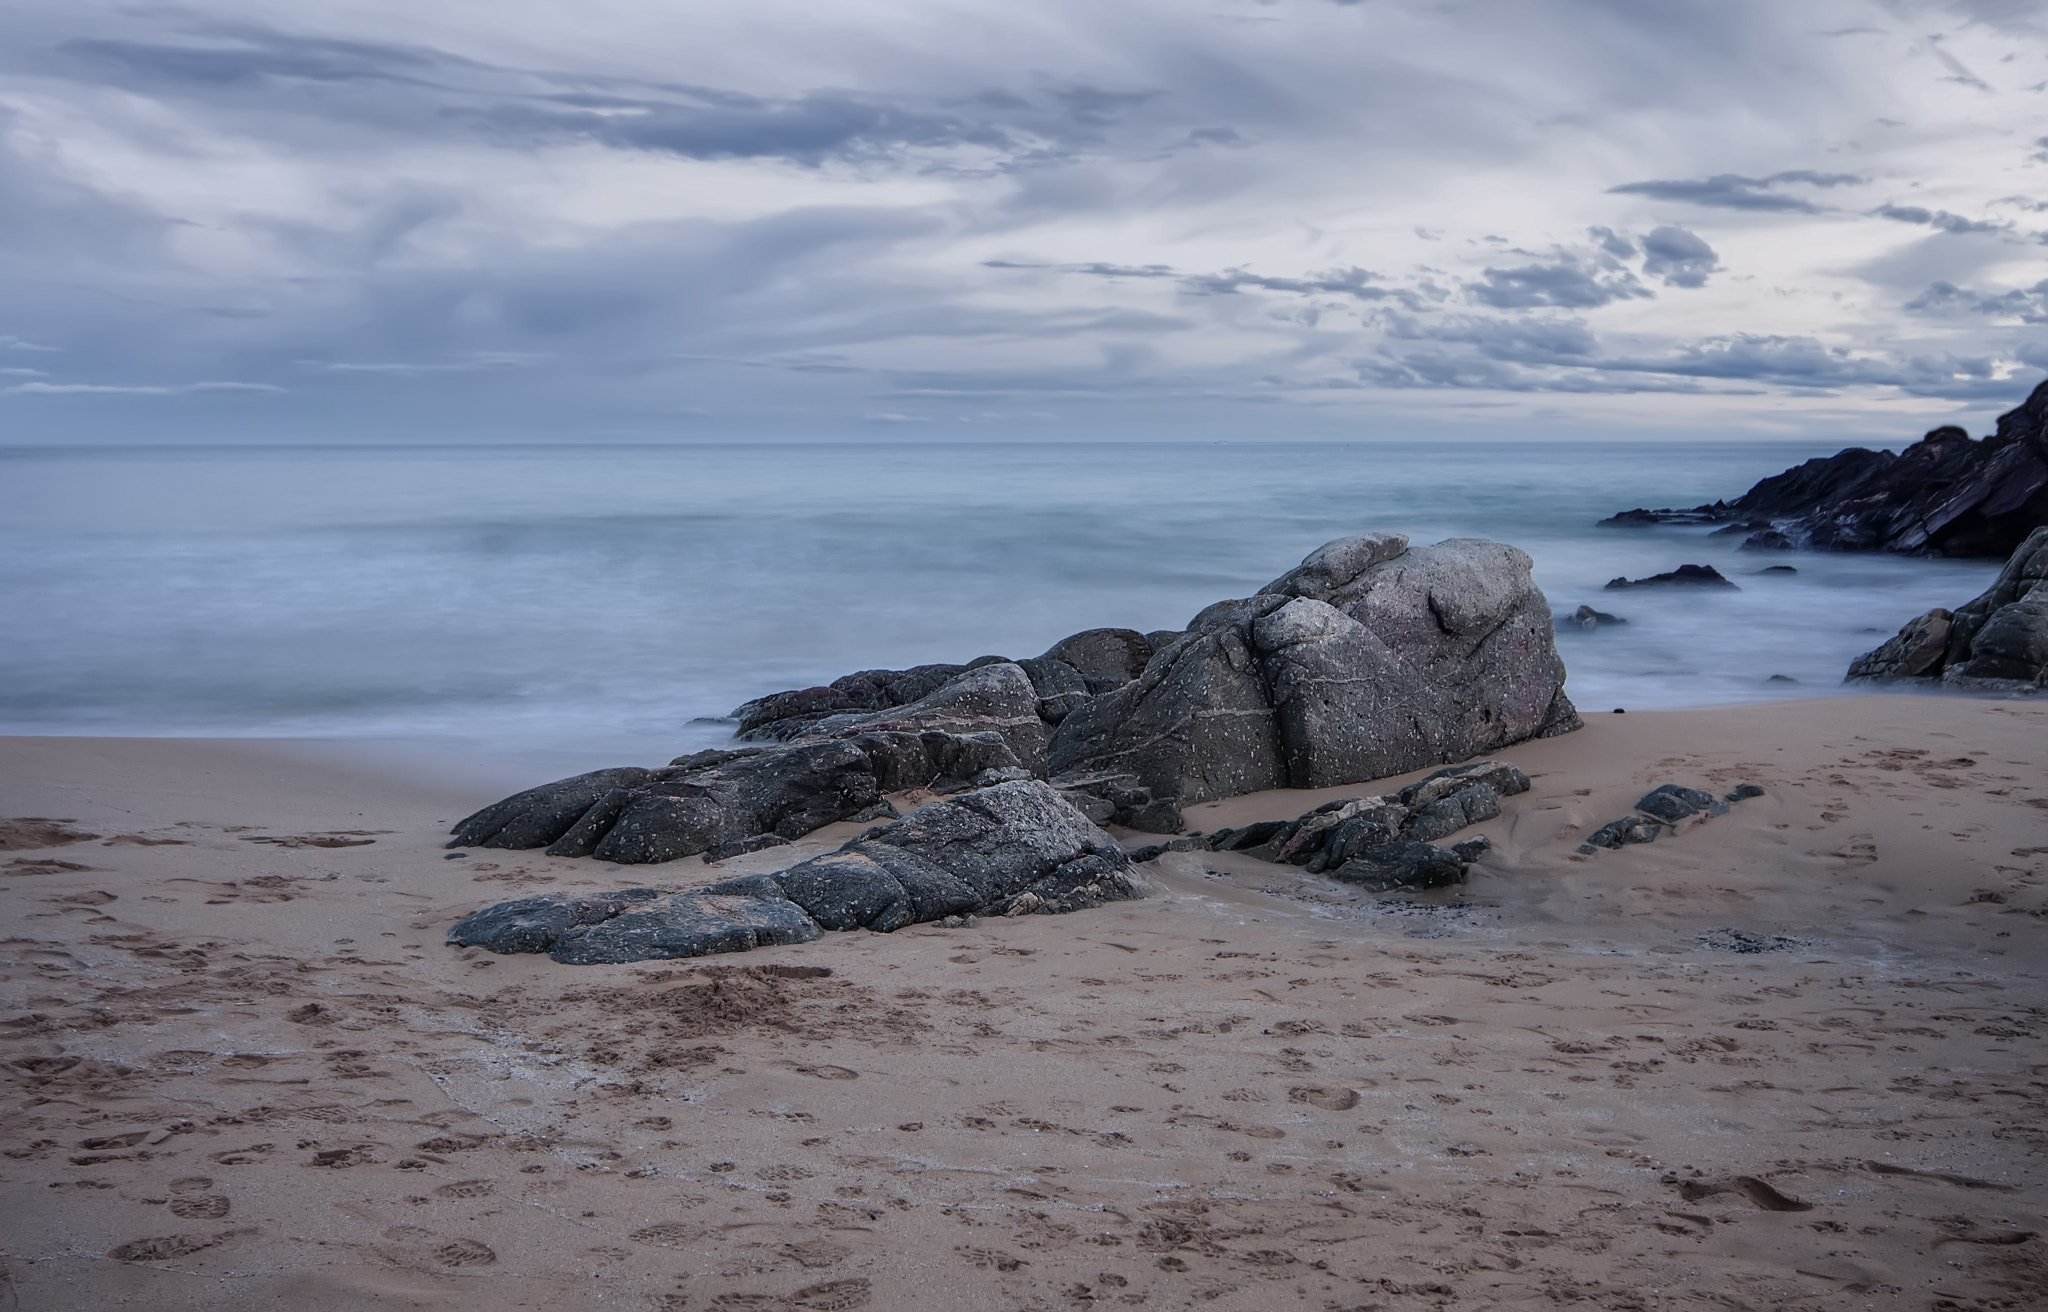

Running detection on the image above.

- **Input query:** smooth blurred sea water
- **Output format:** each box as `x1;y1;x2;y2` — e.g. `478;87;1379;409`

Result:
0;441;2001;778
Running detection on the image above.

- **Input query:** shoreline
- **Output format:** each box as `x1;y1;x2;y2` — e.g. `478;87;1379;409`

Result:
3;694;2045;1309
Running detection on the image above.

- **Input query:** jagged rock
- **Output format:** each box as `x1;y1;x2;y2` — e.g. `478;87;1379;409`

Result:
746;662;1050;773
1047;538;1577;814
1600;377;2048;558
1015;656;1092;724
449;780;1146;964
1846;609;1953;681
447;729;1025;864
1402;784;1502;843
1848;526;2048;688
1204;758;1525;880
1604;564;1738;590
1397;760;1531;810
1328;840;1467;892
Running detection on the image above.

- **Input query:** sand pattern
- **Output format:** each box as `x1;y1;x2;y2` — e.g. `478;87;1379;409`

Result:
1;703;2046;1310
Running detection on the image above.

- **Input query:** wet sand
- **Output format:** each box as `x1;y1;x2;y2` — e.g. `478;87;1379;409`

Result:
2;695;2045;1310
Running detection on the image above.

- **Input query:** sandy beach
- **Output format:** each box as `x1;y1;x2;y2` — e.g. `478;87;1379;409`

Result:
3;694;2046;1311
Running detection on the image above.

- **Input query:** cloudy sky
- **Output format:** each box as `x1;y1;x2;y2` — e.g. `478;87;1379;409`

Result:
3;0;2046;443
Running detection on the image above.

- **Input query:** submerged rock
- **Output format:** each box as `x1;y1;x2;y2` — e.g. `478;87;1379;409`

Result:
1603;564;1738;590
1566;605;1627;629
448;780;1146;964
1600;377;2048;559
1847;526;2048;690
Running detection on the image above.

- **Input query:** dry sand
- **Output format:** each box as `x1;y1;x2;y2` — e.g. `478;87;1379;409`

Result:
2;695;2046;1311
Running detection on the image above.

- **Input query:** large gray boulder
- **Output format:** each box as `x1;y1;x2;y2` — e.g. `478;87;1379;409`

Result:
446;780;1146;964
1848;526;2048;689
1046;536;1579;828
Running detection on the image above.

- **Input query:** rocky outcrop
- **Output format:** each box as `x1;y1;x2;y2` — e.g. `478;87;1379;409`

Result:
453;531;1580;853
448;780;1146;963
1045;536;1579;830
1600;378;2048;558
1847;526;2048;690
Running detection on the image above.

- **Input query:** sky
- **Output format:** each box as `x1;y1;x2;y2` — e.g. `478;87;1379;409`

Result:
2;0;2047;444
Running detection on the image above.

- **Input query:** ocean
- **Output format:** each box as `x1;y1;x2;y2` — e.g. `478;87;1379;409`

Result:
0;440;2000;783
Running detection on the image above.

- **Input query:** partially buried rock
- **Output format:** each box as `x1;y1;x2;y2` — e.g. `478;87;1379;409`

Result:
447;780;1147;964
1604;564;1738;590
1566;605;1627;629
1578;781;1763;853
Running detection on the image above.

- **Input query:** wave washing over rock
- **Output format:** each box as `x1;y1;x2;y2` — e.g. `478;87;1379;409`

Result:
1601;376;2048;558
448;531;1582;964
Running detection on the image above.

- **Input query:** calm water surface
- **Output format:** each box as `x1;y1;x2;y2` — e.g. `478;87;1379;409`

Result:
0;441;1998;779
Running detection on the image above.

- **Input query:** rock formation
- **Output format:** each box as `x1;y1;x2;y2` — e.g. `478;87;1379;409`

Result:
449;780;1147;964
1847;526;2048;690
449;531;1581;852
1601;377;2048;558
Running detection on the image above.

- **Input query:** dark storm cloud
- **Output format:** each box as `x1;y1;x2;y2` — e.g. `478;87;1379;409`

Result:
1607;170;1863;212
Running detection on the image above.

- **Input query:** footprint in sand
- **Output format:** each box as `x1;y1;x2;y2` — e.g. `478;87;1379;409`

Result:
1288;1086;1361;1111
785;1241;850;1269
956;1246;1027;1272
433;1179;495;1200
799;1065;858;1081
433;1238;497;1267
107;1234;219;1263
631;1223;703;1247
786;1279;872;1310
168;1196;231;1220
